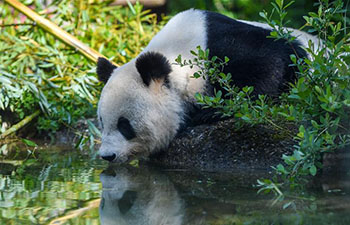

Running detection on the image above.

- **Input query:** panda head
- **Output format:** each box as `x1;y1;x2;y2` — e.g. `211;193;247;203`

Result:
97;52;183;163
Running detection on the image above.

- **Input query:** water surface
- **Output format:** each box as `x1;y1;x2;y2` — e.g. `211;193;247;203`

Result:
0;145;349;224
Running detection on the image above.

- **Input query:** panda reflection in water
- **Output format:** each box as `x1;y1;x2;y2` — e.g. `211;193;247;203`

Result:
97;9;319;163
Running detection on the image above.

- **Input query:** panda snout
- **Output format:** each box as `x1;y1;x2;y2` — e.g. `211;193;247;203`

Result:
101;154;116;162
99;152;129;163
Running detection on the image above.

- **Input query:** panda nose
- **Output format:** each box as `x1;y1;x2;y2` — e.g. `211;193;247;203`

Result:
101;154;116;162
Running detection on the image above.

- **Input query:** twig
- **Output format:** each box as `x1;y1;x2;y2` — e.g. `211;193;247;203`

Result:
0;22;35;27
0;160;24;166
48;199;101;225
4;0;118;66
0;110;40;139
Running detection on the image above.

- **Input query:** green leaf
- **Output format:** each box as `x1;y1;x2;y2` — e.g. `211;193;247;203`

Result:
308;12;318;18
224;56;229;63
242;86;250;93
309;165;317;176
270;31;278;37
290;54;296;63
259;11;267;19
343;99;350;107
175;55;182;64
283;201;293;209
275;0;283;9
283;0;295;10
126;0;136;15
22;139;38;147
241;115;251;122
129;159;139;167
87;120;101;137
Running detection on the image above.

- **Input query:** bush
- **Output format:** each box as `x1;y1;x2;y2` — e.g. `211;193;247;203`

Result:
175;0;350;190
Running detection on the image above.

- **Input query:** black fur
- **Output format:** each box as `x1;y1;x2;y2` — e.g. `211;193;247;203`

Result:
97;57;118;83
136;52;172;87
185;103;222;126
118;191;137;214
204;11;307;96
117;117;136;140
179;11;308;131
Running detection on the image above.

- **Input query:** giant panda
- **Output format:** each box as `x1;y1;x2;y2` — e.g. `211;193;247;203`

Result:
97;9;319;163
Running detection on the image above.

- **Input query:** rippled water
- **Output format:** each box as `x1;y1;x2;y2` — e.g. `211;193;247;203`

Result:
0;145;349;225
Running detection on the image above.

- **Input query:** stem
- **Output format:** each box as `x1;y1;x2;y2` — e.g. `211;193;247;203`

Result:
0;110;40;139
0;23;35;27
0;160;24;166
4;0;118;66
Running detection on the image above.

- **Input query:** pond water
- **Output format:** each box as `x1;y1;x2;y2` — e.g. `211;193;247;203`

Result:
0;145;350;225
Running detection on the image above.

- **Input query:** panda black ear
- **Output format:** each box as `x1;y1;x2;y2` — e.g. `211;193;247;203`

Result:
97;57;118;83
135;52;172;87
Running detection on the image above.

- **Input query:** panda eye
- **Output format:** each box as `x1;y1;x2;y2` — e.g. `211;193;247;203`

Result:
117;117;136;140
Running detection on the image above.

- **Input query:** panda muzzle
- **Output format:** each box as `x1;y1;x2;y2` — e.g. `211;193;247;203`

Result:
100;153;130;163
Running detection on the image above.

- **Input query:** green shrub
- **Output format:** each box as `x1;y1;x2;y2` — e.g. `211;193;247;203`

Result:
176;0;350;190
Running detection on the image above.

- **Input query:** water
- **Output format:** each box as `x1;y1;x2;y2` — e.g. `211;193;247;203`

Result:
0;145;349;225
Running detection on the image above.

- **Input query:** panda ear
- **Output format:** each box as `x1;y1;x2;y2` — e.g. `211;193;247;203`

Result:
97;57;118;83
136;52;172;87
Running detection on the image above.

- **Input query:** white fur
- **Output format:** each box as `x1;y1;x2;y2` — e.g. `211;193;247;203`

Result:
98;9;208;161
98;9;322;162
98;61;184;161
143;9;208;99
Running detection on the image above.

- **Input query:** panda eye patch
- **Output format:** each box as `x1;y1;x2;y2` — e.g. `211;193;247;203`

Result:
117;117;136;140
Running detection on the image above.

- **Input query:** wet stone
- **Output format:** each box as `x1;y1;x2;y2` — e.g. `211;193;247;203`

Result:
150;118;296;171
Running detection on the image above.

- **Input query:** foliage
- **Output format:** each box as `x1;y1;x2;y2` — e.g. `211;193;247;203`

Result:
260;0;350;190
168;0;316;27
175;48;280;131
0;0;164;143
176;0;350;190
0;146;105;224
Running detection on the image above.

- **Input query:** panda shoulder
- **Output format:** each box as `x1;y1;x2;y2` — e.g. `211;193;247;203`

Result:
166;9;205;27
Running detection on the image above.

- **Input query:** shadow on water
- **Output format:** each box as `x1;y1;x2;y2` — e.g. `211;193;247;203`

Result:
0;144;349;224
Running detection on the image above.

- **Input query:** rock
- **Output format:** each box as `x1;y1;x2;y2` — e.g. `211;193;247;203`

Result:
150;118;295;171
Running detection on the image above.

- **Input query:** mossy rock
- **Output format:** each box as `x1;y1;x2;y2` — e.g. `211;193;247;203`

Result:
150;119;296;171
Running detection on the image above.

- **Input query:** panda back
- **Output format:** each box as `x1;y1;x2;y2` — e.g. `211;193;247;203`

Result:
143;9;308;99
144;9;207;61
204;11;307;95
